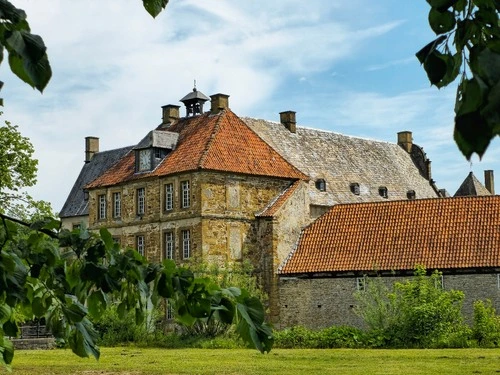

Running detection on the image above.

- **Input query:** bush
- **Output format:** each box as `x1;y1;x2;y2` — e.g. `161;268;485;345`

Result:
355;266;467;348
274;325;364;349
472;299;500;347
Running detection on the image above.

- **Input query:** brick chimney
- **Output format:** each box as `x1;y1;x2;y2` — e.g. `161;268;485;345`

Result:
85;136;99;163
397;131;413;153
485;170;495;194
210;93;230;114
280;111;296;133
161;105;180;127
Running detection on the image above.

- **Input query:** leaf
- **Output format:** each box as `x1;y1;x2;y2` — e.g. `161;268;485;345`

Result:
142;0;169;18
1;338;13;365
423;50;449;86
416;35;446;64
454;110;492;158
3;320;18;337
87;290;107;319
428;8;456;34
99;228;114;251
63;297;87;323
477;47;500;87
69;319;100;360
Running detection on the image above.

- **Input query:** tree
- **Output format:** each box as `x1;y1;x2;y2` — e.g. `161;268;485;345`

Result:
419;0;500;158
0;219;273;370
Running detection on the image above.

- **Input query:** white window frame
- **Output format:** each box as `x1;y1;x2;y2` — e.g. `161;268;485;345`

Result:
435;275;444;289
182;229;191;259
497;274;500;290
113;192;121;218
181;180;190;208
165;183;174;211
166;300;174;320
356;277;366;291
98;194;106;219
165;231;174;260
137;187;145;215
136;235;145;257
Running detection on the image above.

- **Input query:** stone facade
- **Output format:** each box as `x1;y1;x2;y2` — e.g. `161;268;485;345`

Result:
279;273;500;329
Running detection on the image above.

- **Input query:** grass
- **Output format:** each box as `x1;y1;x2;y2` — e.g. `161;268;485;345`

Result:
7;347;500;375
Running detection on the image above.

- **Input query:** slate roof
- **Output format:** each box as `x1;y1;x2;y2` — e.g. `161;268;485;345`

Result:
243;118;439;206
279;195;500;275
87;110;308;188
454;172;492;197
59;146;133;218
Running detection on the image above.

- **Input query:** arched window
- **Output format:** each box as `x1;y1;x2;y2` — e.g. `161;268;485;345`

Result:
350;183;360;195
378;186;388;198
407;190;416;200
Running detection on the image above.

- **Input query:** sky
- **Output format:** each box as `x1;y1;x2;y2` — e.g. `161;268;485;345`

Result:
2;0;499;213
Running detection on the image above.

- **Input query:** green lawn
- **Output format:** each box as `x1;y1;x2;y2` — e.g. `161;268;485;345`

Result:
8;347;500;375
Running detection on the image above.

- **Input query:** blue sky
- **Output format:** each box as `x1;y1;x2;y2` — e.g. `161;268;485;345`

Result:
2;0;498;211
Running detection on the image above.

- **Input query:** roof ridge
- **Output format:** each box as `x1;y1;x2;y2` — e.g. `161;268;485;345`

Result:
199;110;225;168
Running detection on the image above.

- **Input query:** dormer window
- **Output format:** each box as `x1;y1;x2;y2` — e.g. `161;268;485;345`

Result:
378;186;388;198
315;179;326;192
350;183;360;195
407;190;416;200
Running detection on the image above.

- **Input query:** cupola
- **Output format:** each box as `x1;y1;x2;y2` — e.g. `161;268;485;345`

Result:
180;86;210;117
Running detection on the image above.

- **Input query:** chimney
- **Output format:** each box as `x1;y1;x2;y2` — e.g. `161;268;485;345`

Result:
397;131;413;153
485;170;495;194
161;104;180;127
280;111;296;133
85;136;99;163
210;93;230;114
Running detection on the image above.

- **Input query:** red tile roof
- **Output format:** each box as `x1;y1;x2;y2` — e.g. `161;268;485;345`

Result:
87;109;308;188
279;195;500;275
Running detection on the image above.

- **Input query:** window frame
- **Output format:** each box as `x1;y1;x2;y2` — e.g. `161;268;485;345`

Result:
315;179;326;192
378;186;388;199
350;183;360;195
407;190;416;200
137;187;146;215
356;277;366;291
181;180;190;208
136;235;145;257
181;229;191;259
165;183;174;211
98;194;106;220
164;231;175;260
112;191;121;218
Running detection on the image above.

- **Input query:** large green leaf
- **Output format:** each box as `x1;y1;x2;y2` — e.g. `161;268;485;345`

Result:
426;0;459;11
454;110;492;158
428;8;456;34
142;0;169;18
69;319;100;360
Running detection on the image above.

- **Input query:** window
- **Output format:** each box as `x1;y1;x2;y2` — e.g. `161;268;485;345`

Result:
164;231;174;260
434;275;444;289
137;187;145;215
166;301;174;320
407;190;416;200
98;194;106;219
315;179;326;192
182;230;191;259
113;192;121;218
350;183;360;195
356;277;366;291
181;180;190;208
378;186;388;199
497;274;500;290
136;235;145;257
72;223;81;230
165;183;174;211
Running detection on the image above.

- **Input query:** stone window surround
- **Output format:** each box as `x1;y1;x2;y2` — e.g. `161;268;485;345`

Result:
112;190;122;218
136;187;146;216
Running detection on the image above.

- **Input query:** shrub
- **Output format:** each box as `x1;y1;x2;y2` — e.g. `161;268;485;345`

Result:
274;325;364;349
472;299;500;347
355;266;467;348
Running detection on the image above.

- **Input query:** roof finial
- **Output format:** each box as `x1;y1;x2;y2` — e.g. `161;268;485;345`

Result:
193;79;197;92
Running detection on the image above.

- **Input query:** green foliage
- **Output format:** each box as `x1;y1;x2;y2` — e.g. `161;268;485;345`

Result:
0;219;273;370
274;325;364;349
471;299;500;346
355;266;466;348
419;0;500;158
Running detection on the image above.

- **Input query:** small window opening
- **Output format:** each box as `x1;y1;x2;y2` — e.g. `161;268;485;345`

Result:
407;190;416;200
350;183;360;195
379;186;388;198
315;179;326;192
